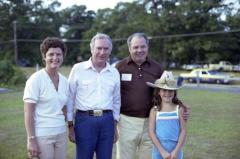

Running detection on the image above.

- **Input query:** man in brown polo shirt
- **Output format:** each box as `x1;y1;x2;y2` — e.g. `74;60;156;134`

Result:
115;32;163;159
115;33;189;159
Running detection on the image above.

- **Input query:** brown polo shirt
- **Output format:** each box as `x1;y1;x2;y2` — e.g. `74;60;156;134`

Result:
116;56;163;118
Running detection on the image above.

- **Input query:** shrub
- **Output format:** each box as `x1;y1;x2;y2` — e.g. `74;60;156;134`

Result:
0;60;26;86
0;60;14;84
10;67;27;86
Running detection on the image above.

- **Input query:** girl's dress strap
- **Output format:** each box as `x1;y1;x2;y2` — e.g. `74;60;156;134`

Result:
176;105;180;116
176;105;179;110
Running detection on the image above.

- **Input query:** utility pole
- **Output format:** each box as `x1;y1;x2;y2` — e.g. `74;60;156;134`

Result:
13;20;18;65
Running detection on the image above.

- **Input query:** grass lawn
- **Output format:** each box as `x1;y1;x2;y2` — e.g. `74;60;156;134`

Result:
0;66;239;158
180;89;240;159
0;88;239;158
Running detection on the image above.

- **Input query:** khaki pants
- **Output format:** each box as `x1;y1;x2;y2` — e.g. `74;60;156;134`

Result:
116;114;152;159
37;132;67;159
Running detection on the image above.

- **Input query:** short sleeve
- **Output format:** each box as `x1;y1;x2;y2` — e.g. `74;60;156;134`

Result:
23;73;40;104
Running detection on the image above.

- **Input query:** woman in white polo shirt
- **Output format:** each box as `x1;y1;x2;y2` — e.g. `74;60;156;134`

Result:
23;37;69;159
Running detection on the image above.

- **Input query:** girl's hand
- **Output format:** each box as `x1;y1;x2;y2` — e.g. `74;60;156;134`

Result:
170;150;178;159
161;150;171;159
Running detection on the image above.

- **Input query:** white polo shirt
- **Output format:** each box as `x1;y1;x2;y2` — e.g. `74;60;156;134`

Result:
23;69;69;137
67;59;121;121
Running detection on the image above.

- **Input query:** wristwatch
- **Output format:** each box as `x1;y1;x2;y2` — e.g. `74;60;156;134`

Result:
28;136;36;140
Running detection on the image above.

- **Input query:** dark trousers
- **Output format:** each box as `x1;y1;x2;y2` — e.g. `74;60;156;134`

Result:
74;111;114;159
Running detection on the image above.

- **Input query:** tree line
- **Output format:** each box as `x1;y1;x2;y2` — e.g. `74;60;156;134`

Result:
0;0;240;68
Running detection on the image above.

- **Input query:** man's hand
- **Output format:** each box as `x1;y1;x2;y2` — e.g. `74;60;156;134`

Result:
68;121;76;143
68;126;76;143
182;106;191;121
113;121;118;143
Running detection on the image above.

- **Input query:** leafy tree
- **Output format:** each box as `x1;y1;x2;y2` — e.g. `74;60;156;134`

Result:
60;5;95;64
0;0;64;65
0;0;239;67
0;0;31;63
140;0;228;66
82;2;158;60
82;0;237;67
17;0;64;66
223;1;240;64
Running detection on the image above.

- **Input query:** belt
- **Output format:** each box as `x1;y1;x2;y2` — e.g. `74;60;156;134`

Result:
77;109;112;116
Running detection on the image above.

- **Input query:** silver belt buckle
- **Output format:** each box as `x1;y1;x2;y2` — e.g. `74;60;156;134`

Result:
93;110;103;116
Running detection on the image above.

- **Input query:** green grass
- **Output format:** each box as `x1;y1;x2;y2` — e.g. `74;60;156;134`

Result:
1;67;240;158
178;89;240;159
0;89;239;158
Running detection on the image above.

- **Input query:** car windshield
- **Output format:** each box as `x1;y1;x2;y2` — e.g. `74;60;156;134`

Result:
208;70;218;75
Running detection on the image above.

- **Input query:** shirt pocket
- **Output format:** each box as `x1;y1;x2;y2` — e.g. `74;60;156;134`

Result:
78;80;97;96
80;80;92;91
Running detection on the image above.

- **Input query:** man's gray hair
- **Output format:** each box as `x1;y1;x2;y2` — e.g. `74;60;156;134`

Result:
127;33;149;48
90;33;113;51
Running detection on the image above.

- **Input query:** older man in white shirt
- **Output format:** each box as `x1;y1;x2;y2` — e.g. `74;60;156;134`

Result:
67;33;120;159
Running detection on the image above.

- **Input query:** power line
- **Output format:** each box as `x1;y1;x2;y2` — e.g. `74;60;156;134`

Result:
0;29;240;44
148;29;240;39
0;41;12;44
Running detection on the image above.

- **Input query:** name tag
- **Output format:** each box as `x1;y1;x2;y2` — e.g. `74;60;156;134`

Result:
121;73;132;81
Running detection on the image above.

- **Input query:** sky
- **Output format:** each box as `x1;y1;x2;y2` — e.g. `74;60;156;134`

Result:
56;0;134;11
45;0;239;12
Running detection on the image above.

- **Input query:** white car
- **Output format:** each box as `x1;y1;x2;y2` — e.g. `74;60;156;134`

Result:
181;64;202;70
233;64;240;72
179;69;234;84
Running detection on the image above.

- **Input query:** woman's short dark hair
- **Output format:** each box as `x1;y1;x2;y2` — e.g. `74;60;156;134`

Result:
40;37;67;60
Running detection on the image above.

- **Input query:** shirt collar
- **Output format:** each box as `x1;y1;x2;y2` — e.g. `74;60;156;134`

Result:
126;56;150;65
83;58;93;69
84;58;113;72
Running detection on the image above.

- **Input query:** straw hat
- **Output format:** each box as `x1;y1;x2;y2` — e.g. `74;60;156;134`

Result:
146;71;180;90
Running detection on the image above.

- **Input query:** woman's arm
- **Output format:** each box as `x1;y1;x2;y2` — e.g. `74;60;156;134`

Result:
170;107;187;159
149;108;171;159
24;102;40;158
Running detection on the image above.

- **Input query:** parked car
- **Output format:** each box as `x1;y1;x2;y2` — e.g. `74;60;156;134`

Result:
208;61;233;71
233;64;240;72
179;68;234;84
181;64;202;70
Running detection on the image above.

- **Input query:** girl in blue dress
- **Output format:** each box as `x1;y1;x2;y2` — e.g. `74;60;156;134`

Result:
147;71;187;159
